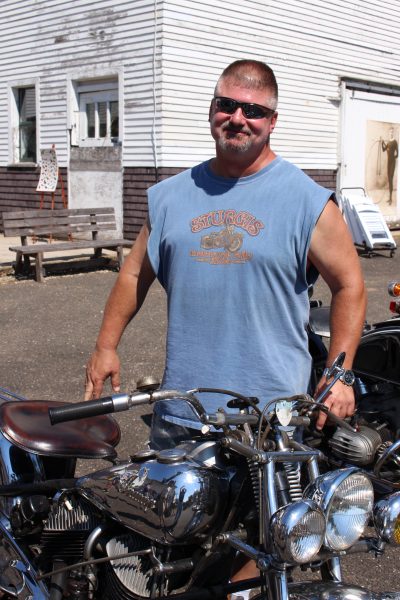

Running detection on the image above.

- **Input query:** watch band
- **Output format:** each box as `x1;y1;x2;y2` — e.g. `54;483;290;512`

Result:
322;367;355;386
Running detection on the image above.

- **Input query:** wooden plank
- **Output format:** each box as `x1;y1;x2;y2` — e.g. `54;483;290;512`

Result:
9;239;131;253
5;223;118;236
3;207;115;220
4;214;116;230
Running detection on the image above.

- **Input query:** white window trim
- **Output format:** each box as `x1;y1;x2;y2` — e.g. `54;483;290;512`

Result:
67;70;123;149
79;88;119;146
7;78;40;165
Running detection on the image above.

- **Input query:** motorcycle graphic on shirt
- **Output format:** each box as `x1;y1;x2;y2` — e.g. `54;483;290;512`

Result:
200;224;243;253
190;209;264;265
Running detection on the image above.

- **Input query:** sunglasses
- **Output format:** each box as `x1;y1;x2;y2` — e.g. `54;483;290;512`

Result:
213;96;276;120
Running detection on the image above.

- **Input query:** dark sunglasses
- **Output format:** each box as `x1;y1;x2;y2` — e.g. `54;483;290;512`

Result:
213;96;276;120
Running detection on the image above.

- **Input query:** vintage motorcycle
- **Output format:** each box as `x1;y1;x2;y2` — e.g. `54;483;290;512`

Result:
309;279;400;423
0;351;399;600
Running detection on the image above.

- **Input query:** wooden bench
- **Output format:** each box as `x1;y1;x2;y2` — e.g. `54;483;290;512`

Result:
3;207;131;283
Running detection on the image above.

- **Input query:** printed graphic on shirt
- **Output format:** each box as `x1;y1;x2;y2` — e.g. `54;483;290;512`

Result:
190;209;264;265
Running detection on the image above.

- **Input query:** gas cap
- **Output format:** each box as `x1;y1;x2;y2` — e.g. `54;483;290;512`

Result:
156;448;187;464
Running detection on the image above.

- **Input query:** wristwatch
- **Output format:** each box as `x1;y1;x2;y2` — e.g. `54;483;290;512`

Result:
323;367;355;386
339;369;355;386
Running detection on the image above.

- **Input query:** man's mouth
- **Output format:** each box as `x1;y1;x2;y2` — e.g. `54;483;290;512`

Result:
224;128;250;137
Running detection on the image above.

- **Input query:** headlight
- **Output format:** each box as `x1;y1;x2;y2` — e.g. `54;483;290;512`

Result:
270;499;325;563
374;491;400;545
305;468;374;550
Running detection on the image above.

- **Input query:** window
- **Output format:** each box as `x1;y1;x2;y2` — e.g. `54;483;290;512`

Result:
71;78;119;146
10;85;37;163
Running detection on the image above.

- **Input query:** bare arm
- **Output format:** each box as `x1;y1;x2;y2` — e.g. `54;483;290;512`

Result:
308;200;366;429
85;223;156;400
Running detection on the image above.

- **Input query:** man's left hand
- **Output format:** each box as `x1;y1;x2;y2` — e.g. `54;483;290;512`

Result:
314;378;355;430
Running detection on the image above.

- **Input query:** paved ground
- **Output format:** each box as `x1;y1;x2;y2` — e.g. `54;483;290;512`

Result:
0;234;400;592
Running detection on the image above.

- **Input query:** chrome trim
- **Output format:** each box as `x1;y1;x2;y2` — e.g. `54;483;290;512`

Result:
374;491;400;544
0;431;45;516
0;387;27;403
287;581;389;600
0;514;50;598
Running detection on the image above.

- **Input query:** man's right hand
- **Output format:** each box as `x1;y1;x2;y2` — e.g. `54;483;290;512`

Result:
85;348;121;400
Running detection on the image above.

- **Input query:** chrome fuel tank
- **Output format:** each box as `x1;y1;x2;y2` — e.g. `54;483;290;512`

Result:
77;441;232;544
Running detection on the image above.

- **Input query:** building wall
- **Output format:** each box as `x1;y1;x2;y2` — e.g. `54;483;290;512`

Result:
0;166;68;229
159;0;400;170
0;1;398;237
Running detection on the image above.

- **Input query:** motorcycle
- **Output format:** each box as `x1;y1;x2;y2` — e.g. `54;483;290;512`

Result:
0;352;399;600
309;282;400;483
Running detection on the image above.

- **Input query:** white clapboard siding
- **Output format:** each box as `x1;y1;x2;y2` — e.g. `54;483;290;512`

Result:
160;0;400;168
0;0;160;167
0;0;399;170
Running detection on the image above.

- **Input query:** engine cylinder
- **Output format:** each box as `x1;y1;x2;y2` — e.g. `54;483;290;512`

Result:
329;425;382;465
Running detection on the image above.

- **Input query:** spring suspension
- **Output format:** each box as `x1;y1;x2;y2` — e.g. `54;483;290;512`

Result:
282;429;303;502
247;458;261;512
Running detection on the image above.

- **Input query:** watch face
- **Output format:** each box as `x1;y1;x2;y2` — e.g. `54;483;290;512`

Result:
341;370;355;386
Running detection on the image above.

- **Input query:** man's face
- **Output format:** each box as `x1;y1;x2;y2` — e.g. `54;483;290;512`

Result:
209;79;278;156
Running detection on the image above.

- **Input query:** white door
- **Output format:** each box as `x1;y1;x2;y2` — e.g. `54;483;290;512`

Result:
339;86;400;223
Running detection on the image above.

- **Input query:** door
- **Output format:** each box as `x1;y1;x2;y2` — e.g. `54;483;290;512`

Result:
339;85;400;223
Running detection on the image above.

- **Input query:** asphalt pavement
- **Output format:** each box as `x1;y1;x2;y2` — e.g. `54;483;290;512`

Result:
0;233;400;591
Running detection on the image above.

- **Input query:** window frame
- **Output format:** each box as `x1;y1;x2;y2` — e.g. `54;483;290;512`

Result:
8;79;40;165
68;75;121;148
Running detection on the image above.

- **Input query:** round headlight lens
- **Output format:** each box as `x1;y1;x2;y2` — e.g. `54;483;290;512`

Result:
374;491;400;545
305;468;374;551
326;471;373;550
270;499;325;563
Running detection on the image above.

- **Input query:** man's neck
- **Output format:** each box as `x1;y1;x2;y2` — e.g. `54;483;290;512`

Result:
210;147;277;178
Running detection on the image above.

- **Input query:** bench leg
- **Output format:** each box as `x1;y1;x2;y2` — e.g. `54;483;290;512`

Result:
35;253;45;283
117;245;124;268
15;252;31;276
15;251;24;275
94;247;102;259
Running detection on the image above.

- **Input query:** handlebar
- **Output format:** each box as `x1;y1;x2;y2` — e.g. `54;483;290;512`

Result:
48;389;263;428
49;397;116;424
48;384;354;434
49;392;151;425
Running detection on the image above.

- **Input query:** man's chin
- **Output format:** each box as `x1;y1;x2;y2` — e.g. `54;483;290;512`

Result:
217;139;252;154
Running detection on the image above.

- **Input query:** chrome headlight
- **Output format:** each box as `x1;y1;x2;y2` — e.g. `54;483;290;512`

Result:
270;499;325;563
305;468;374;550
374;491;400;545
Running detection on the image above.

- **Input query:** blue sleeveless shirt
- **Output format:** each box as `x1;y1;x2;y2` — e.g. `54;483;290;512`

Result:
147;156;331;414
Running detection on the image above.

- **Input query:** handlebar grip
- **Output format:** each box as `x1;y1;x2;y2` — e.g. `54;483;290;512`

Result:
49;397;115;425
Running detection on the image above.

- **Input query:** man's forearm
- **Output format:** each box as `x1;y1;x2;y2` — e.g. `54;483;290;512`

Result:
326;284;367;368
95;270;140;352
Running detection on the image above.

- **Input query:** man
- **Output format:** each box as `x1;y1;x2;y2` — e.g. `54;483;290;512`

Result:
85;59;365;434
85;59;366;599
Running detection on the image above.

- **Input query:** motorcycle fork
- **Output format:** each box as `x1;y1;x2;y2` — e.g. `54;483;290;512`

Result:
260;447;322;600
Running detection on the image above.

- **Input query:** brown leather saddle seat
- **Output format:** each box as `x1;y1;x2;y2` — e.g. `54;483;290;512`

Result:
0;401;121;460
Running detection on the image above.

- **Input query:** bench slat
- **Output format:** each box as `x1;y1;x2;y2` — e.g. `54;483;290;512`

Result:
4;214;116;228
9;239;131;254
5;223;117;237
3;207;114;220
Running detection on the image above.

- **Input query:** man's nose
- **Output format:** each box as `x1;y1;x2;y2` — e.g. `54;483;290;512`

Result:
229;107;247;124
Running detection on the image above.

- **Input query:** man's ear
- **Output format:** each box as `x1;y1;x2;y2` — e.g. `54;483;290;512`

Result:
269;111;278;133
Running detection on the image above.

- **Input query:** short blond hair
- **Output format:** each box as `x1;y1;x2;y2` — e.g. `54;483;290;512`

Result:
215;59;278;110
